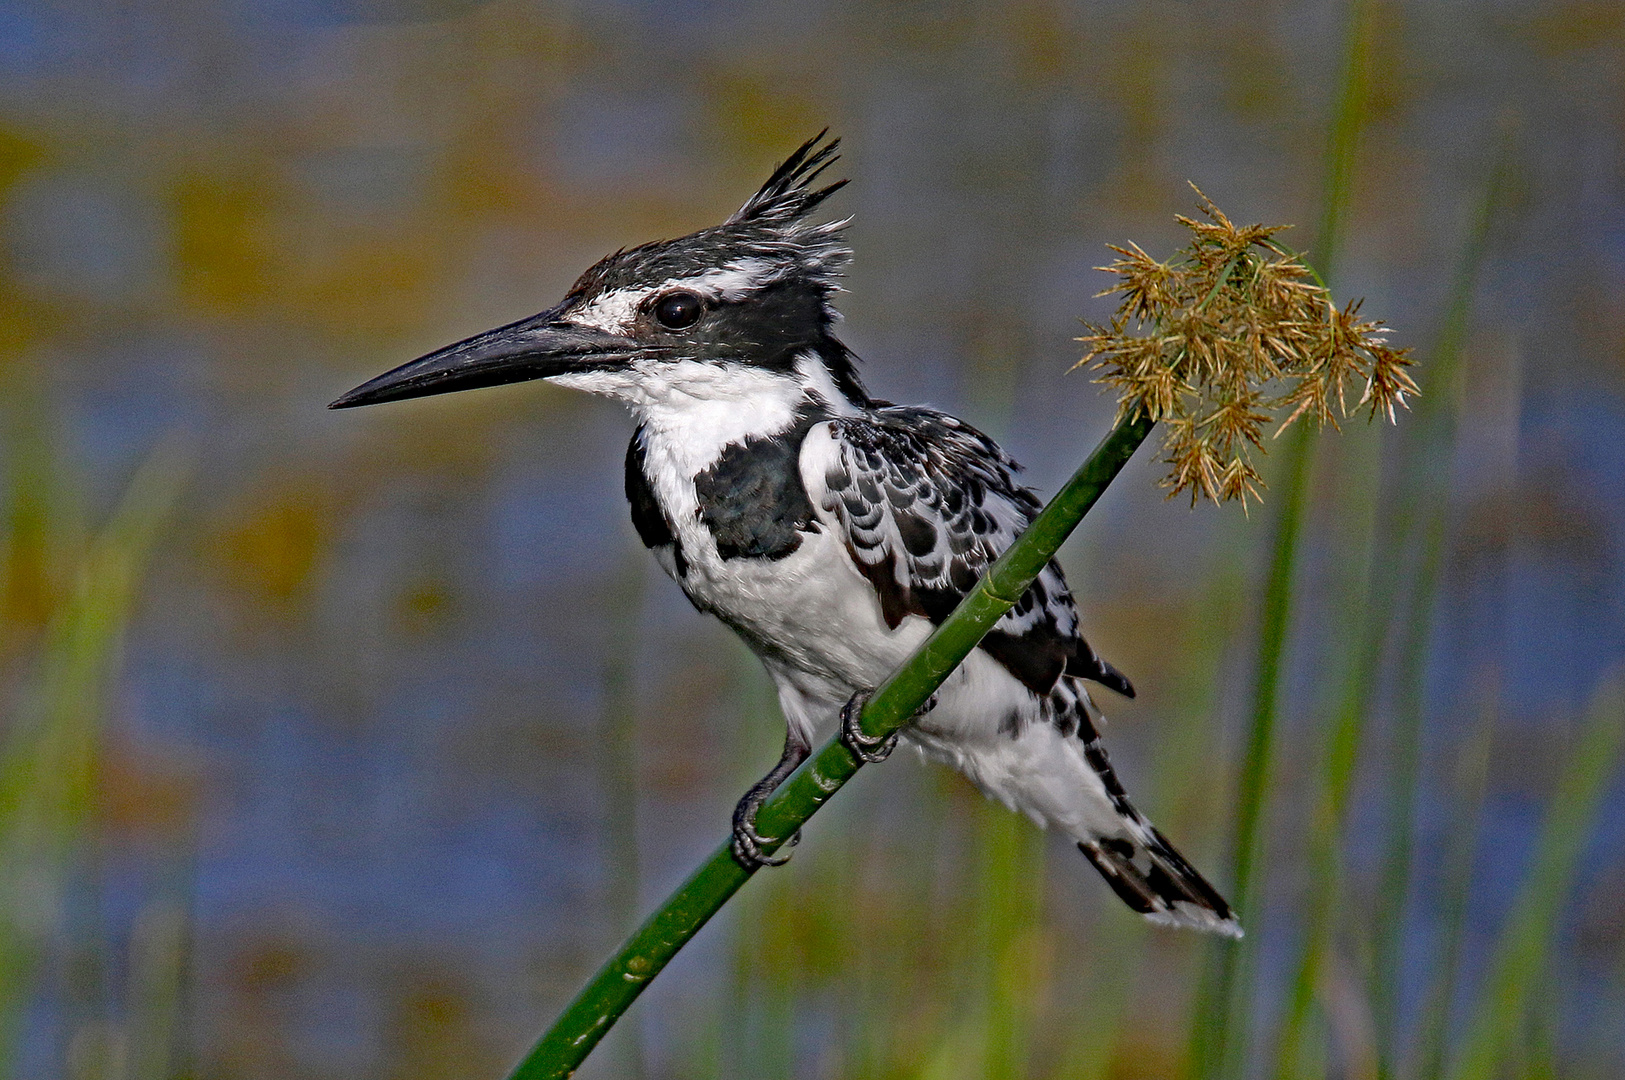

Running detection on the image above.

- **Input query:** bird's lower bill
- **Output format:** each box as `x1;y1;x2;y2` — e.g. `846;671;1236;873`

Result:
328;309;638;409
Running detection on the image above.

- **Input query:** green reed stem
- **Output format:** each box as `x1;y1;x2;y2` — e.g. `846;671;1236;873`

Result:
1443;673;1625;1080
1370;129;1515;1076
1407;692;1496;1080
1189;418;1314;1080
1189;5;1375;1077
595;552;648;1080
504;412;1157;1080
1270;116;1510;1080
0;446;187;1069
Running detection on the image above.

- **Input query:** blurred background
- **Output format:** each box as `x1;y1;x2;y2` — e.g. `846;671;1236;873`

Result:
1;1;1622;1078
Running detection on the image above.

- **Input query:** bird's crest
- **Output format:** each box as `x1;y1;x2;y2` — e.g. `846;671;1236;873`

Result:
730;130;848;226
720;130;852;283
560;131;853;309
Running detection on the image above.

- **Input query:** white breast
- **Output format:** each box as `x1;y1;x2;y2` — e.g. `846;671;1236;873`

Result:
637;423;925;700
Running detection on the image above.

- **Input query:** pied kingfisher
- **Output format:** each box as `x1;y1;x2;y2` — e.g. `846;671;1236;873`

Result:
333;133;1239;936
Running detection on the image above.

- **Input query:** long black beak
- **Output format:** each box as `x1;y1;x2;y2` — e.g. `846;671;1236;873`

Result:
328;308;642;409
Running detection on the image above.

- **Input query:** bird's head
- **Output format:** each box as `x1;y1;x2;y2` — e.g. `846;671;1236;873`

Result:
330;132;867;414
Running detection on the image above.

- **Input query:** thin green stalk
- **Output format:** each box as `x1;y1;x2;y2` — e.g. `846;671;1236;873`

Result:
1372;494;1447;1069
1443;672;1625;1080
1191;418;1314;1080
1522;966;1560;1080
127;897;191;1080
504;413;1156;1080
720;658;801;1080
1276;119;1509;1080
964;352;1045;1080
981;802;1044;1080
1312;0;1376;270
1371;130;1517;1074
1190;4;1375;1076
0;446;188;1069
718;659;795;1080
1407;691;1497;1080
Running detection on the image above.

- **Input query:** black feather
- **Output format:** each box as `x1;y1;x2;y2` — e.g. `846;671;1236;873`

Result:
820;406;1131;707
694;406;823;561
625;429;687;577
730;130;849;225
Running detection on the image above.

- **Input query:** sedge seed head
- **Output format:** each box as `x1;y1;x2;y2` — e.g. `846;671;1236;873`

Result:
1076;186;1417;507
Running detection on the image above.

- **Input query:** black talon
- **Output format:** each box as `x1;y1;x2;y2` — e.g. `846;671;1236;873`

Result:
840;691;900;763
729;729;811;870
730;821;799;869
730;785;799;869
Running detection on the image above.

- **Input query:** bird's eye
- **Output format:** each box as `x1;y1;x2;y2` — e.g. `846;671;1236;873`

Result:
653;291;703;330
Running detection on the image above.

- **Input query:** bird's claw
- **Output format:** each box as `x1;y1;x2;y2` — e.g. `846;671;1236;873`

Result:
728;734;812;871
840;691;901;763
730;819;799;870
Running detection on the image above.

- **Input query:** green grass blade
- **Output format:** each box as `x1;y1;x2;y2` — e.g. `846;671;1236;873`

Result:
980;800;1045;1080
1257;2;1380;1069
1310;0;1376;279
1269;119;1510;1080
1188;419;1315;1080
502;413;1156;1080
1190;3;1376;1076
593;552;648;1080
1263;25;1525;1080
126;896;192;1080
1442;672;1625;1080
0;445;189;1069
1370;129;1518;1075
1406;695;1496;1080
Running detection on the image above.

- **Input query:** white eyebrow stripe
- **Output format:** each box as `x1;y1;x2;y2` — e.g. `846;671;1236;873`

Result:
688;257;781;300
569;287;646;332
565;257;785;332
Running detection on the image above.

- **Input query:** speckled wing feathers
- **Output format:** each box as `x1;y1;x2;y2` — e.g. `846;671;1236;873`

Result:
816;407;1132;700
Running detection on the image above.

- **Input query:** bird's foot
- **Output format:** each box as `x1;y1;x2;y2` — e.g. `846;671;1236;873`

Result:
840;691;902;763
730;788;800;870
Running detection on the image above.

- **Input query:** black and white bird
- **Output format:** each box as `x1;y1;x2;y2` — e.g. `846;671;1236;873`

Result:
332;134;1240;937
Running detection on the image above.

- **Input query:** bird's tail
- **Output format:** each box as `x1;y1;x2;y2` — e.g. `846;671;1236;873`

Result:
909;672;1241;936
1069;707;1241;938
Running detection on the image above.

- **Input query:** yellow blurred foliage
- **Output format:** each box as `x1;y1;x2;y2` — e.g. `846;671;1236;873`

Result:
707;70;828;167
289;230;445;337
1521;0;1625;53
170;169;283;316
0;126;54;359
0;125;45;204
1008;0;1075;86
209;485;330;607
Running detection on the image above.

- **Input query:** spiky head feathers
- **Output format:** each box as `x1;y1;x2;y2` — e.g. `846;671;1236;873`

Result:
562;131;852;314
730;128;847;223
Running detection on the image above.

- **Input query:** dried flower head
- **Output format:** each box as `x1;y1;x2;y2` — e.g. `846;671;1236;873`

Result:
1077;186;1416;506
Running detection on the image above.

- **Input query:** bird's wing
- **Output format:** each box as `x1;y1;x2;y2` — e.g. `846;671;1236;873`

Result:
802;407;1132;698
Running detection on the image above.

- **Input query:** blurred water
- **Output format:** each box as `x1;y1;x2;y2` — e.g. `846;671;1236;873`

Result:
2;2;1623;1078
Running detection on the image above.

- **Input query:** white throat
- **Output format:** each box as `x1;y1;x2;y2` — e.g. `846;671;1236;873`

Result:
549;351;860;475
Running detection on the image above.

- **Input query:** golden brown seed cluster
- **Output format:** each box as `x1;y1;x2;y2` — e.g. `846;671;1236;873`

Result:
1078;187;1417;507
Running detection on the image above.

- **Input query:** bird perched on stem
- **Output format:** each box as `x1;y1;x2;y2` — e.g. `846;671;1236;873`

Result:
332;133;1240;937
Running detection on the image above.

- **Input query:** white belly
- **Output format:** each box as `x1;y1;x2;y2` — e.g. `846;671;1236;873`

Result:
659;512;1065;763
666;521;931;698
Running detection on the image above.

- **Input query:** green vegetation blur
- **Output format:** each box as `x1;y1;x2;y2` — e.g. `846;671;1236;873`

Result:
1;2;1622;1079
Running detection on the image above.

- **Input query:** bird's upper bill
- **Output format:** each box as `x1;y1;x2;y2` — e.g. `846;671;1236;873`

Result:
329;131;850;411
328;307;646;409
